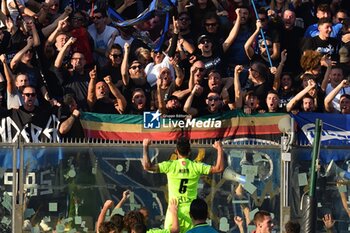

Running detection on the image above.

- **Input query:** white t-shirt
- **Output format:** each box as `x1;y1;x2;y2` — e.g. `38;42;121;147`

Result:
113;36;134;52
88;25;118;66
145;56;175;87
7;0;28;23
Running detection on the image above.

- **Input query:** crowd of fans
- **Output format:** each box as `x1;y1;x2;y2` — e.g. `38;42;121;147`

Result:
0;0;349;139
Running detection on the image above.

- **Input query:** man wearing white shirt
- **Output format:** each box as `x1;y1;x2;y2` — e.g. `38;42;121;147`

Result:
88;10;118;67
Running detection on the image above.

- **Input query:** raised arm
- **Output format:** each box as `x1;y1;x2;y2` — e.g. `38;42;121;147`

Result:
320;56;333;92
59;109;80;135
87;66;97;110
121;43;130;86
47;17;69;45
169;198;180;233
286;80;316;112
96;200;114;233
104;76;127;113
114;190;130;209
41;6;72;37
244;20;262;60
10;36;34;69
54;37;76;68
183;84;200;117
324;80;348;112
233;216;245;233
209;141;224;174
156;78;166;114
222;8;241;53
273;50;287;91
0;54;16;94
234;65;244;109
142;139;159;172
116;0;136;14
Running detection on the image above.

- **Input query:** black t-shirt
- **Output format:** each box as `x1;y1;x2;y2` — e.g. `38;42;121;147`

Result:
99;63;122;85
280;26;304;74
52;67;89;111
0;30;11;54
92;99;118;114
58;105;84;140
0;106;59;142
302;36;340;61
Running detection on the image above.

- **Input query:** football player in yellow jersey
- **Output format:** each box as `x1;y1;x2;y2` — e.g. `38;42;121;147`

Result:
142;137;224;233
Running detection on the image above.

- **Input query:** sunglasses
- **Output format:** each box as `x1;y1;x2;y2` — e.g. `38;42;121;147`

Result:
111;54;122;58
205;23;218;27
23;93;36;97
200;39;211;44
26;49;33;53
130;65;143;70
207;96;220;102
260;44;272;49
195;67;206;72
93;15;103;20
179;17;190;21
72;17;84;21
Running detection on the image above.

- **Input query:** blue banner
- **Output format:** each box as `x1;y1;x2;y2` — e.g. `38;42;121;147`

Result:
292;113;350;146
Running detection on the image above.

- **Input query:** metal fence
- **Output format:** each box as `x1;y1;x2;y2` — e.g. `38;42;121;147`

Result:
0;140;349;233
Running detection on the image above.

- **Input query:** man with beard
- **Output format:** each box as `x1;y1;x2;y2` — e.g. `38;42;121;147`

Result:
87;67;126;114
0;86;59;142
225;6;253;68
184;87;228;117
279;9;304;75
325;80;350;114
121;43;152;110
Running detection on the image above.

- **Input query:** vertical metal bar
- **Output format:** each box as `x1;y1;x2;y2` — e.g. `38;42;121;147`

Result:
11;145;17;233
310;119;322;197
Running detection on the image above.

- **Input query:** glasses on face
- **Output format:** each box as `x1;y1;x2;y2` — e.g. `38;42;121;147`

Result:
111;54;122;58
207;96;220;102
72;17;84;21
179;17;190;21
93;15;103;20
71;57;84;61
195;67;206;72
130;65;143;70
205;22;218;27
23;93;36;97
200;39;211;44
260;44;272;49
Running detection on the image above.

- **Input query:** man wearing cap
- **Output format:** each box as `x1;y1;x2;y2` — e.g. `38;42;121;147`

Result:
121;42;152;110
142;137;224;233
195;8;242;75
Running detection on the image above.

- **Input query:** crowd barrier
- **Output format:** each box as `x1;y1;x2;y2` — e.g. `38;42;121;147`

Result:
1;112;350;232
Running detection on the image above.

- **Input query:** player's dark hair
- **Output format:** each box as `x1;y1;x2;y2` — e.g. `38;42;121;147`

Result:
176;136;191;156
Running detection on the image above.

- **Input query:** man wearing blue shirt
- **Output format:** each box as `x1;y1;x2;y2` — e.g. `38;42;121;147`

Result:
304;4;342;39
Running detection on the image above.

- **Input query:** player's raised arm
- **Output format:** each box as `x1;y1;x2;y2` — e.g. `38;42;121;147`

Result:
209;141;224;174
142;138;159;172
